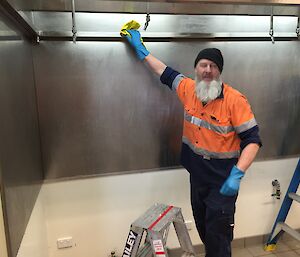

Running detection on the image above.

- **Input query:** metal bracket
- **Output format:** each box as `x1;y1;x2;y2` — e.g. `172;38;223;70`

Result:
71;0;77;43
269;6;275;44
271;179;281;199
296;17;300;38
144;2;151;31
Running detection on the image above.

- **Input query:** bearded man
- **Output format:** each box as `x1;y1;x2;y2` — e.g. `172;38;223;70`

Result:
123;28;262;257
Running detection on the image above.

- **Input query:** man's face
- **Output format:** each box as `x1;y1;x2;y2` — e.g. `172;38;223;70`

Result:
195;59;221;82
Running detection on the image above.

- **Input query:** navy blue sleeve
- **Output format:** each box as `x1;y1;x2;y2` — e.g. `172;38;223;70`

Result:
160;66;180;90
238;125;262;150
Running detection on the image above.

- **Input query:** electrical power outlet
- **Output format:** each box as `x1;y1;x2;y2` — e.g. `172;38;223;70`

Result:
57;237;73;249
185;220;193;230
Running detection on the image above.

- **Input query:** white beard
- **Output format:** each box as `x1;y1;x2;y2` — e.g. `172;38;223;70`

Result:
195;77;223;103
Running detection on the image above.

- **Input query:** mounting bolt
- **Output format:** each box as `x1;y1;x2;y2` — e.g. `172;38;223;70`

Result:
271;179;281;199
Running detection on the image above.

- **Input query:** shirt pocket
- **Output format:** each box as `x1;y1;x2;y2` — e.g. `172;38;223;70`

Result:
184;104;197;116
206;113;233;137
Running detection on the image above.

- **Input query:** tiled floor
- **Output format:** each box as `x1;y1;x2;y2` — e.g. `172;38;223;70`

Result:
195;239;300;257
169;234;300;257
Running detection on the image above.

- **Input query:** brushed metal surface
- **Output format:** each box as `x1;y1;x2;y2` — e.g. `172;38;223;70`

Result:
0;5;19;38
22;12;299;35
16;12;300;41
6;0;300;14
33;41;183;179
220;41;300;157
0;18;11;31
0;0;38;41
0;39;43;257
33;41;300;180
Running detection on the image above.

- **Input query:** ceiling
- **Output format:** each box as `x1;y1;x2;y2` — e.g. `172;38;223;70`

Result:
1;0;299;41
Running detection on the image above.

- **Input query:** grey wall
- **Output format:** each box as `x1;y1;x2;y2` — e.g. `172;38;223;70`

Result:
33;42;183;179
33;40;300;180
0;39;43;257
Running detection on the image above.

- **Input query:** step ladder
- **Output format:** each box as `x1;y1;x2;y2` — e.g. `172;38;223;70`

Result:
122;203;195;257
265;158;300;251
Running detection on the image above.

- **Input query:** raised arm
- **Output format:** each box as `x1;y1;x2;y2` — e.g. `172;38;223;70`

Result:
123;29;166;76
144;54;167;76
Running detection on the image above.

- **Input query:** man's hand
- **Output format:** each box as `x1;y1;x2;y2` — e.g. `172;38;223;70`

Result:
120;21;166;76
125;29;150;60
220;165;245;196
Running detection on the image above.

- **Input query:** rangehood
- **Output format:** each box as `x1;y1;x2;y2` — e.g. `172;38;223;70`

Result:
5;0;300;15
1;0;299;42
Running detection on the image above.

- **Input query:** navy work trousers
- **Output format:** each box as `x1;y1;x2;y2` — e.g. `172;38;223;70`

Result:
191;181;238;257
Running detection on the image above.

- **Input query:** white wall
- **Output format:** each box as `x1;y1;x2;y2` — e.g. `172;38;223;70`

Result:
42;168;193;257
17;191;49;257
18;157;300;257
236;158;300;236
0;193;8;257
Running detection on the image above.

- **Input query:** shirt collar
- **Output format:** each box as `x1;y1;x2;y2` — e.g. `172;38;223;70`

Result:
217;83;224;99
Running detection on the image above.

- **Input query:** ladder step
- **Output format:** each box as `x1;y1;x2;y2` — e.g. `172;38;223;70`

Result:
123;204;195;257
265;159;300;248
278;222;300;241
137;241;152;257
288;193;300;203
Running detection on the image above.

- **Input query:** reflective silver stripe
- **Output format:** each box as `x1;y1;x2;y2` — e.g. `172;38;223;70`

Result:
182;136;240;159
172;74;185;91
234;118;257;134
184;112;234;134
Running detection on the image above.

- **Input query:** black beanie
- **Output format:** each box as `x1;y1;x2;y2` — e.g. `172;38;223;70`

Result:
194;48;224;73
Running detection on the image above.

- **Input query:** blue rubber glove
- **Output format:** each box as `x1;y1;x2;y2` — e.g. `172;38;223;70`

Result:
125;29;150;60
220;165;245;196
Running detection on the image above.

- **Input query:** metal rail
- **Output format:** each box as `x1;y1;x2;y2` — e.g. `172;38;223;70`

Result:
38;31;300;41
101;0;300;5
0;0;38;42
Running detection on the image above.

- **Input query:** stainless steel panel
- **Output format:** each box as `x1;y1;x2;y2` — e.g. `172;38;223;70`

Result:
5;0;300;15
25;12;300;33
220;41;300;157
18;12;300;40
0;19;12;31
0;6;19;39
0;0;38;41
0;39;43;257
33;41;300;180
33;41;183;179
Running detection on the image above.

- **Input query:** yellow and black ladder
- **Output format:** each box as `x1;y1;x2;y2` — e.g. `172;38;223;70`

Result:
265;159;300;251
122;203;195;257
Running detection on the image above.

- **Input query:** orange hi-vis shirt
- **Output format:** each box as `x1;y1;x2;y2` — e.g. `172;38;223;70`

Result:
173;76;257;159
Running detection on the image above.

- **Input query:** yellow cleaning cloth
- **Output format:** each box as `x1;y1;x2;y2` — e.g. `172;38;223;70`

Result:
120;20;141;37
